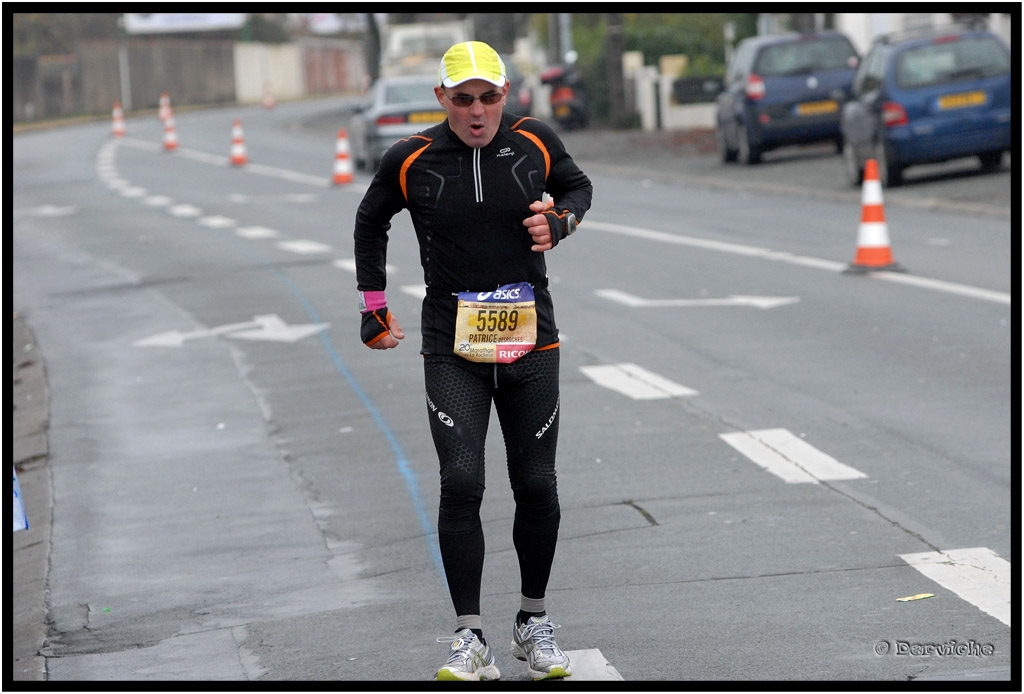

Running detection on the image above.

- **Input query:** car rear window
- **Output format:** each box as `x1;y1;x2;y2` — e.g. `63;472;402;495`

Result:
754;37;857;76
895;35;1010;88
384;81;436;104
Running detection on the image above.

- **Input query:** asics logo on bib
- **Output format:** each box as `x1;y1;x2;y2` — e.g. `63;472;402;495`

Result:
477;286;523;301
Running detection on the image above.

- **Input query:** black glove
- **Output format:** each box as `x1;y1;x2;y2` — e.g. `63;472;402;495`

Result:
361;307;393;346
542;209;577;248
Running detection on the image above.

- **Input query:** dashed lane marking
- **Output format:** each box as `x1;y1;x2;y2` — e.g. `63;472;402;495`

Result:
580;363;698;400
719;428;868;483
899;547;1011;627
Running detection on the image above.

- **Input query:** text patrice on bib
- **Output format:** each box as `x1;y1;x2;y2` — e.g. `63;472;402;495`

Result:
454;282;537;363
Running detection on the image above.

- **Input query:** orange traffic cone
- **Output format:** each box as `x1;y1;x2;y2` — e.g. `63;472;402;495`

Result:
111;101;126;137
230;119;248;166
158;92;172;123
163;114;178;152
845;159;905;274
263;83;276;110
332;128;354;185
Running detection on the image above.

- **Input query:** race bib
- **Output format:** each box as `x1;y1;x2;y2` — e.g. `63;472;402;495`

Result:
454;282;537;363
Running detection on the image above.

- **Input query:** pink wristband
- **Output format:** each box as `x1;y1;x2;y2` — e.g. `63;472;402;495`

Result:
359;290;387;313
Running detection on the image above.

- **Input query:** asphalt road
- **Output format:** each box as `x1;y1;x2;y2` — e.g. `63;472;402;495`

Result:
12;96;1013;685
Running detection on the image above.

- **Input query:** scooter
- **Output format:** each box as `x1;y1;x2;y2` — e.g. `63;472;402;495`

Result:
540;54;588;130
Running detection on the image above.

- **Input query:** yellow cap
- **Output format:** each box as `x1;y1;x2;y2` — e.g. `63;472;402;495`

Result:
438;41;507;89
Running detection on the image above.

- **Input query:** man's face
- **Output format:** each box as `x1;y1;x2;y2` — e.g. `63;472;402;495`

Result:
435;79;509;148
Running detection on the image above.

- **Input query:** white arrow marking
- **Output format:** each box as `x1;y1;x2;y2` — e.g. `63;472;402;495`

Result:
596;289;799;310
135;315;328;347
226;314;330;343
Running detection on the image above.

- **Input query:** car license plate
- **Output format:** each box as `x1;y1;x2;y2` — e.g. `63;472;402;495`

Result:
795;100;838;116
408;111;445;124
938;91;986;110
555;105;571;118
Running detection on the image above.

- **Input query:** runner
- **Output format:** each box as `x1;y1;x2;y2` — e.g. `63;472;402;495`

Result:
353;40;593;681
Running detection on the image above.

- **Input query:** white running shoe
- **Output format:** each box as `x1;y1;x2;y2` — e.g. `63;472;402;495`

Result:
511;615;572;680
434;628;501;681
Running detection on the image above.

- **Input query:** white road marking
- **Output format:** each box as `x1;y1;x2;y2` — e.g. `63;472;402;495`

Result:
583;219;1010;305
870;272;1011;305
580;363;698;400
235;226;281;239
401;284;427;299
899;547;1011;627
168;204;202;218
143;195;173;207
197;215;237;229
332;258;397;275
564;649;624;681
276;239;332;254
719;428;868;484
597;288;799;310
134;314;328;347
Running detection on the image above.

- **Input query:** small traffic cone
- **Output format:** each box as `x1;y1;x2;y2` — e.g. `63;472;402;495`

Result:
332;128;354;185
163;114;178;152
158;92;172;123
845;159;905;274
230;119;248;166
111;101;126;137
263;83;276;110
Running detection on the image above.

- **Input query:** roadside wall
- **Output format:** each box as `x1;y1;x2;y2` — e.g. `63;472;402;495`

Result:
14;38;366;123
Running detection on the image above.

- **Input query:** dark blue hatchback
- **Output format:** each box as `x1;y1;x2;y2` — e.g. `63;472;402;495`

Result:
716;31;860;165
840;24;1012;187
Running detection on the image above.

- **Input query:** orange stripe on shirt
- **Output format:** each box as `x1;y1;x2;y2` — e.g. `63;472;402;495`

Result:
399;136;433;201
511;127;550;179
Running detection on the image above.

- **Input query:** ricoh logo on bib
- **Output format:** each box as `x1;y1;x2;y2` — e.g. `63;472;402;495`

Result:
496;345;533;363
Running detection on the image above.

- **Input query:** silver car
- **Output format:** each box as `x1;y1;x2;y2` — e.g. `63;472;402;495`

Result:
348;74;447;171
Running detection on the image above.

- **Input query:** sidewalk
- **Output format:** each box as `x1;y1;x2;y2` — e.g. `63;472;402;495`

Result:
12;311;52;682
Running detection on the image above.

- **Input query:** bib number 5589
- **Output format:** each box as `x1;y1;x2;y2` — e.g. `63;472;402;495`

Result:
477;308;519;332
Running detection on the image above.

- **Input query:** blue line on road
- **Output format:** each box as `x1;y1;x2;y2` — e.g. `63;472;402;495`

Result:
272;269;446;580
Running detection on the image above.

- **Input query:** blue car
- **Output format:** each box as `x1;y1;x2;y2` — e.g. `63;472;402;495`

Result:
716;31;860;165
840;23;1012;187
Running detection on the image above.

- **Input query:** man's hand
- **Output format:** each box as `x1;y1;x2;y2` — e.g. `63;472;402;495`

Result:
361;308;405;349
523;199;556;252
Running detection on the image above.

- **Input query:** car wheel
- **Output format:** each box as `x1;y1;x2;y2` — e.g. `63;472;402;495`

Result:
717;126;738;163
738;123;761;165
874;140;902;188
842;142;863;187
977;151;1003;171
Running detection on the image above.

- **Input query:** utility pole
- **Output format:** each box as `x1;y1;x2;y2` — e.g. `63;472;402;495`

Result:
605;13;626;128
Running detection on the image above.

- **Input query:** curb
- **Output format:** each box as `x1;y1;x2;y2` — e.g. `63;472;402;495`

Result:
12;311;51;682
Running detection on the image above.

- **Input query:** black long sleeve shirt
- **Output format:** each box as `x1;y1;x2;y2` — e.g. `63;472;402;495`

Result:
354;113;593;355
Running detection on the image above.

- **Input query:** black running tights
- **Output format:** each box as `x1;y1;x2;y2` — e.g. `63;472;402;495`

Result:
423;349;561;619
